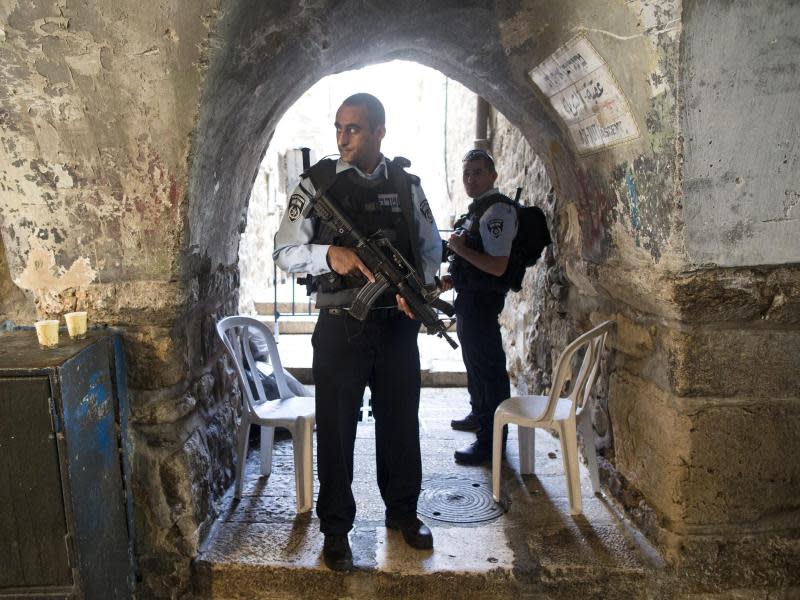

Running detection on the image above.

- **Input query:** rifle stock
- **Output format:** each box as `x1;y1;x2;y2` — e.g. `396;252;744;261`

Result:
302;185;458;349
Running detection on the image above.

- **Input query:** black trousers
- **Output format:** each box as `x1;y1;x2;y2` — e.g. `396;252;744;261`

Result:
312;311;422;535
455;289;510;445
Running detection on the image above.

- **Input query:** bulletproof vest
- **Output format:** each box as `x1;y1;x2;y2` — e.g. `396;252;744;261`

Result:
307;159;420;308
448;192;513;293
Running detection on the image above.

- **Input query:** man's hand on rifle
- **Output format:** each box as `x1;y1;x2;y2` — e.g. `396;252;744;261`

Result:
396;295;416;320
327;246;375;282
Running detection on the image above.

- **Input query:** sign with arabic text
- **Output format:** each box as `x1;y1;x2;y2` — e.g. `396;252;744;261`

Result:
529;36;639;154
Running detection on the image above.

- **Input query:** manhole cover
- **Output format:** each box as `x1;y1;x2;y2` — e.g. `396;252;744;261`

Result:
418;476;506;523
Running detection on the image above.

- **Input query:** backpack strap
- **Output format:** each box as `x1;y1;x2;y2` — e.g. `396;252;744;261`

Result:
388;157;424;274
466;192;515;233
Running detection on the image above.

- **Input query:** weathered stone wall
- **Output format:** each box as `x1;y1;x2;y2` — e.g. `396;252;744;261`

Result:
0;235;34;325
682;1;800;267
468;0;799;583
0;2;241;596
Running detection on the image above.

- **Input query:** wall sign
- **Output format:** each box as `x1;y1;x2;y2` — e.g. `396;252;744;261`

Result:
529;35;639;154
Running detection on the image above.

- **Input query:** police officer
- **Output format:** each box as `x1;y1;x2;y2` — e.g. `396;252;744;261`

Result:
273;93;442;571
442;149;518;464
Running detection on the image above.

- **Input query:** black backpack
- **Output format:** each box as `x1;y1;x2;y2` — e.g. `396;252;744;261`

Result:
466;190;552;292
504;200;551;291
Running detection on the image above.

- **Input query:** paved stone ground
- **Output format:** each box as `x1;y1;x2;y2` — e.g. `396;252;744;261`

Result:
193;388;672;599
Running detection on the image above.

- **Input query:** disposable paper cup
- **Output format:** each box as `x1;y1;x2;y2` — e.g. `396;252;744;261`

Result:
35;320;60;348
64;311;88;339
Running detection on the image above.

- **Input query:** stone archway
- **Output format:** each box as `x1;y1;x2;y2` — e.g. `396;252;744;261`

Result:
2;1;799;596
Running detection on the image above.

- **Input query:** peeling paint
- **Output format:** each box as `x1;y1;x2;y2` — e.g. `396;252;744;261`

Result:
65;49;103;76
564;203;581;249
15;235;97;292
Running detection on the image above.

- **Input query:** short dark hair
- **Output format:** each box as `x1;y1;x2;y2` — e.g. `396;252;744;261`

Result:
462;148;495;172
341;93;386;131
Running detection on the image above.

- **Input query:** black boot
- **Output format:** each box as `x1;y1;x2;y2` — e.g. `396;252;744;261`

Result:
450;411;479;432
322;534;353;571
385;516;433;550
454;429;506;465
454;439;492;464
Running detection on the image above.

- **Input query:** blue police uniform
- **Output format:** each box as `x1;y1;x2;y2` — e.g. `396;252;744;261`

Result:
449;188;518;454
274;156;441;535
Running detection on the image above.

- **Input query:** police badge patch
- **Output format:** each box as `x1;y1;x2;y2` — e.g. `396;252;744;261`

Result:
419;199;434;223
287;193;305;222
487;218;504;238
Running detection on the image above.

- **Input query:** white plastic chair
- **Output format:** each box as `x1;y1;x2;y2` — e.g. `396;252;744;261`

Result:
216;316;315;512
492;320;614;515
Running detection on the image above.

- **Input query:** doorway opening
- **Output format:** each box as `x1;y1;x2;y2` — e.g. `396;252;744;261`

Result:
236;59;552;327
237;60;467;316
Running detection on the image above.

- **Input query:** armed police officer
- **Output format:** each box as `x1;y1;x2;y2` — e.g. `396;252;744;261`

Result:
442;149;518;464
273;93;442;571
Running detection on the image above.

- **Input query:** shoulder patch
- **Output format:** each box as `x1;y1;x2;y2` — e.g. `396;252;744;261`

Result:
419;198;434;223
287;193;306;222
487;218;504;238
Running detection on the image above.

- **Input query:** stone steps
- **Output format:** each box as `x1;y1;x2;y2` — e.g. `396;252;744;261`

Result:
192;390;666;600
255;300;318;317
193;556;652;599
263;328;467;387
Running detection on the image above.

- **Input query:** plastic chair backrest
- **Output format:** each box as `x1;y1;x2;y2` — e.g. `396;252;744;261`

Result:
216;316;293;417
576;331;608;415
542;320;613;421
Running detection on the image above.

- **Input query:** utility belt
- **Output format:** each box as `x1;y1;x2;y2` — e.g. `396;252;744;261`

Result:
319;306;401;320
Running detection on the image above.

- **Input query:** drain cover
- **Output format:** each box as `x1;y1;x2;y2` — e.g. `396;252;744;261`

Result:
418;476;505;523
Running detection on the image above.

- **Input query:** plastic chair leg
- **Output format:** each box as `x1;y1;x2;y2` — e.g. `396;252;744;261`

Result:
234;420;250;499
518;425;535;474
492;416;505;503
558;419;582;515
294;417;314;513
260;426;275;476
577;413;601;494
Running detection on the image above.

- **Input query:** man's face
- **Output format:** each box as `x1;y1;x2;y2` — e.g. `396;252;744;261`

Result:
335;103;385;173
462;158;498;198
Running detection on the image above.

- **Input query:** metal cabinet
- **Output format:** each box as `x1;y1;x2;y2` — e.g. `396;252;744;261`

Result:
0;331;133;599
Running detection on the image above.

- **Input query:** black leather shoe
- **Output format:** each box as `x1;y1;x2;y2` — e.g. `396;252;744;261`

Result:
385;516;433;550
454;439;495;464
450;412;479;432
322;534;353;571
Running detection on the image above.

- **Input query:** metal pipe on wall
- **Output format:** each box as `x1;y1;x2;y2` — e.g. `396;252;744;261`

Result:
474;95;490;150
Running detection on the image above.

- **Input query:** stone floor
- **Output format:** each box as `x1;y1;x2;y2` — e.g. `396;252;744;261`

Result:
193;388;673;599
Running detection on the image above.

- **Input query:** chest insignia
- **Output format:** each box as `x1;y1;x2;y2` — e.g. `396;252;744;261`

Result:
377;193;401;212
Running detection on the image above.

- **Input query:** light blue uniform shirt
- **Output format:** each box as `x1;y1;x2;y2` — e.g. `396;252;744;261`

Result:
273;156;443;285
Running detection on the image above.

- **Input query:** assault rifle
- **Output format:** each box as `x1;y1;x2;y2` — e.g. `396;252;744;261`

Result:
299;182;458;349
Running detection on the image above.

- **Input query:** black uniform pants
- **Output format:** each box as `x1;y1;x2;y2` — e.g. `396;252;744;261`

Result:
455;289;510;445
312;311;422;535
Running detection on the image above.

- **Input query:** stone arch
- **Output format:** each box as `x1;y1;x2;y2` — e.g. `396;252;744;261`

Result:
186;1;665;273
